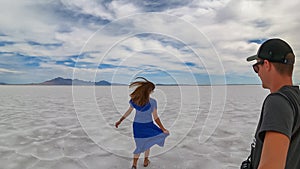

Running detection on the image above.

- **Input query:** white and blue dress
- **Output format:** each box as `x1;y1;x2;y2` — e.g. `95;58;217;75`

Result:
129;98;168;154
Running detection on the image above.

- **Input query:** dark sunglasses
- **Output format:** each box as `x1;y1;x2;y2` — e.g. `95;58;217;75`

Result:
252;60;264;73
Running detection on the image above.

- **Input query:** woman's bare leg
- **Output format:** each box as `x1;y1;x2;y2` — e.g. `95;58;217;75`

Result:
144;149;150;166
133;154;140;168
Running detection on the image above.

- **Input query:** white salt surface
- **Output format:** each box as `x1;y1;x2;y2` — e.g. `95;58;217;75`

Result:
0;85;268;169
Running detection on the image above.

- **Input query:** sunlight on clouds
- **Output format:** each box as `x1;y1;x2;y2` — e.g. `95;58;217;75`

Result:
0;68;23;74
61;0;114;20
0;0;300;84
69;34;203;84
109;1;141;18
0;1;58;41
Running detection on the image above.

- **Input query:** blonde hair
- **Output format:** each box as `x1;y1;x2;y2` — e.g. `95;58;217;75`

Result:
130;77;155;106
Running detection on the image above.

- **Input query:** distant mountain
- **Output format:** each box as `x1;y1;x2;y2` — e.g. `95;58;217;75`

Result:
40;77;112;86
41;77;73;85
95;80;111;85
0;82;6;85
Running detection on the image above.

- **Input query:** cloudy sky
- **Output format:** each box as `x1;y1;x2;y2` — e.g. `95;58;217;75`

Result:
0;0;300;85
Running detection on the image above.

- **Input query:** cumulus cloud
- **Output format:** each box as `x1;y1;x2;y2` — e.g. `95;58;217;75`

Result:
0;0;299;84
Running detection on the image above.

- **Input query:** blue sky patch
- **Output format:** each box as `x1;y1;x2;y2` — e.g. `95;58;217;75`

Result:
56;59;94;68
49;1;111;26
56;60;76;67
98;63;120;69
133;0;194;12
184;62;197;67
0;41;15;46
27;41;63;48
248;39;267;44
0;52;48;68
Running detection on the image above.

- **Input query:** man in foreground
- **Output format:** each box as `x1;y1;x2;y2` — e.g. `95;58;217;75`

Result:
243;38;300;169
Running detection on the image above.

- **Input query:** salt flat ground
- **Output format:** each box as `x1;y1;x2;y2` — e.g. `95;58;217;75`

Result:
0;85;268;169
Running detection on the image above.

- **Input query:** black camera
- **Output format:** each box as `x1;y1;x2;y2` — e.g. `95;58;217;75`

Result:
241;142;255;169
240;159;252;169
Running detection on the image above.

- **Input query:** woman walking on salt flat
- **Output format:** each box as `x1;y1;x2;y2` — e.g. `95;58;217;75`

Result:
115;77;169;169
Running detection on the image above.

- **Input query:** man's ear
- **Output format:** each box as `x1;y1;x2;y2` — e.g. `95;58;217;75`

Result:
264;60;272;72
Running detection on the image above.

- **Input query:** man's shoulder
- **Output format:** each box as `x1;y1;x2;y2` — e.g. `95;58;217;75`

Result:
267;86;299;100
279;85;299;93
264;92;291;109
263;85;299;115
276;85;300;104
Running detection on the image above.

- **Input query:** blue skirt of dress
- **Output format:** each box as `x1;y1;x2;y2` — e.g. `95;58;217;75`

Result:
133;121;168;154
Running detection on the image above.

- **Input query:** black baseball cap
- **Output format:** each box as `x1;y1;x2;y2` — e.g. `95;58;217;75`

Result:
247;38;295;64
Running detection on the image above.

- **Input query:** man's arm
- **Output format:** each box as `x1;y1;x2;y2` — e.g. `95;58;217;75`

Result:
258;131;290;169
